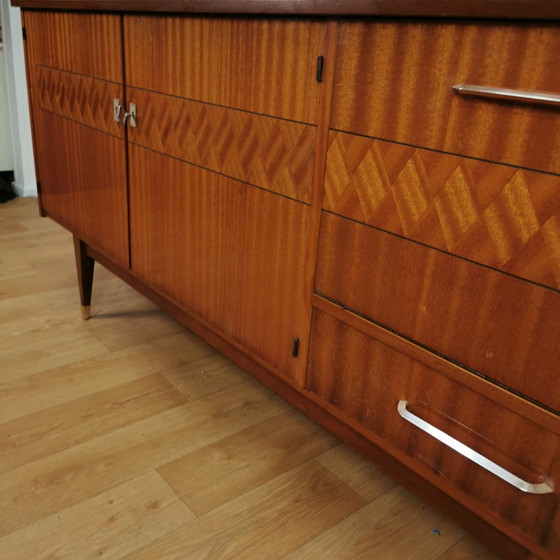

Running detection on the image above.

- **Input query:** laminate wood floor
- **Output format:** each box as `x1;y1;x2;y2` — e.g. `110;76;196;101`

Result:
0;197;501;559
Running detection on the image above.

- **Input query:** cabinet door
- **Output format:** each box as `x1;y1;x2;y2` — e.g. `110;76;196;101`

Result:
129;146;309;384
125;15;322;383
25;12;129;268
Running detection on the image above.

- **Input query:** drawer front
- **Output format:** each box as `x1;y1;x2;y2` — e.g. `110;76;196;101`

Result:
324;132;560;290
125;16;326;124
315;212;560;412
307;307;560;555
331;21;560;174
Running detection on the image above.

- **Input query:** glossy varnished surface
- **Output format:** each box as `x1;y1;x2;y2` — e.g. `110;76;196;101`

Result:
307;307;560;557
125;16;325;124
127;88;315;202
324;132;560;290
25;11;129;268
332;22;560;175
11;0;560;19
24;11;122;83
35;113;129;267
0;200;504;560
37;67;124;138
315;212;560;412
18;7;560;558
129;145;310;384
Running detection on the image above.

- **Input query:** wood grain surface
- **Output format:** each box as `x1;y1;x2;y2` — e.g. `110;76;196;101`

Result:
129;145;310;384
16;7;560;559
37;66;124;138
127;88;315;202
0;186;509;560
315;212;560;413
125;16;325;124
24;10;122;83
157;414;338;516
33;112;129;268
324;132;560;290
307;307;560;558
295;21;340;388
25;9;129;268
11;0;560;20
311;294;560;436
332;21;560;175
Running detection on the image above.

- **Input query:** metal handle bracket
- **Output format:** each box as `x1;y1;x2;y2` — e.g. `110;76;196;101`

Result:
113;98;122;123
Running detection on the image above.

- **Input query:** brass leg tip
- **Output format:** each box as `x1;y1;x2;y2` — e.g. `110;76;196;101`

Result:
81;305;91;320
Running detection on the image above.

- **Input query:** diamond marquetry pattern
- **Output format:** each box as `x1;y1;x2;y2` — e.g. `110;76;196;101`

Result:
324;131;560;289
127;88;315;203
37;66;123;138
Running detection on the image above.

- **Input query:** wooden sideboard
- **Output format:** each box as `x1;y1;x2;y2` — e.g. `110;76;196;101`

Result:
13;1;560;558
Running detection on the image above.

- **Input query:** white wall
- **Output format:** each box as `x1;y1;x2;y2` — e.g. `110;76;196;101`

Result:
0;38;15;171
1;3;36;197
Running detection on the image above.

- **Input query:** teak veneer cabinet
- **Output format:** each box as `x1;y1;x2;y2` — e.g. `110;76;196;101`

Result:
13;1;560;558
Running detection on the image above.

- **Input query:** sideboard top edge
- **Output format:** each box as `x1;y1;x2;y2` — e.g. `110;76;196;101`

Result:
9;0;560;21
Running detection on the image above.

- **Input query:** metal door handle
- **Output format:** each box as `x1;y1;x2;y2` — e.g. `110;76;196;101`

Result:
398;400;554;494
453;84;560;107
122;103;137;128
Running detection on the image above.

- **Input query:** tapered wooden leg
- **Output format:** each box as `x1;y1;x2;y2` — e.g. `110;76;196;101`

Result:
73;236;95;320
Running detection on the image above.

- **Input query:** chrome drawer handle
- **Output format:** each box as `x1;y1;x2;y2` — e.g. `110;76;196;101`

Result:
397;400;554;495
453;84;560;107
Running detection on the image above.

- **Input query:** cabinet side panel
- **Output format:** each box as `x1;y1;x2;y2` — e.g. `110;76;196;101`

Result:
125;16;325;124
129;145;309;384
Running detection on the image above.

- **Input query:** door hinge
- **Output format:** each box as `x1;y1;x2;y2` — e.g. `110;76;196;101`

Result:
36;181;41;194
22;27;27;41
316;56;324;83
292;337;300;358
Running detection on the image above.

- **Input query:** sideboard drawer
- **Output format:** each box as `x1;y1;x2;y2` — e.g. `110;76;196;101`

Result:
315;212;560;412
332;21;560;174
323;132;560;290
307;307;560;556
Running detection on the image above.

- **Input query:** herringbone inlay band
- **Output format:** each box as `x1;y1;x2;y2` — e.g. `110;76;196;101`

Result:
324;131;560;289
127;88;315;202
37;66;123;138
